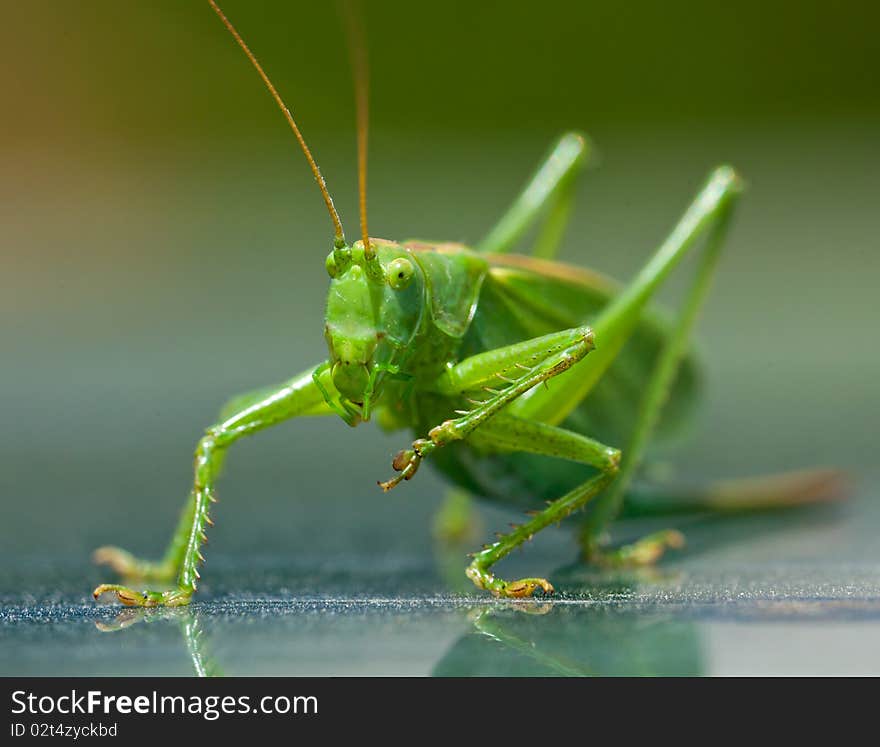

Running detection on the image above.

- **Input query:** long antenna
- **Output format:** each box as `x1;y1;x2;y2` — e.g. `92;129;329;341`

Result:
208;0;346;246
340;1;373;260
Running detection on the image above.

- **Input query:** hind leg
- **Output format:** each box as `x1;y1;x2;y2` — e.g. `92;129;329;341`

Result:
477;132;589;259
579;175;739;562
498;167;743;564
587;468;849;565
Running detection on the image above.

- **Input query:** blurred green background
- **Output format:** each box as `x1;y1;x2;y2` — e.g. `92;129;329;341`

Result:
2;0;878;583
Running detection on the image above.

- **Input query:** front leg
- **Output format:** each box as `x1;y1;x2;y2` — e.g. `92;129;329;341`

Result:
379;326;596;490
93;363;336;607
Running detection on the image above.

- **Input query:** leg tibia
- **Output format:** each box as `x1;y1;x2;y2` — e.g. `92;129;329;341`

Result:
467;472;614;597
380;329;595;491
94;435;224;607
93;363;334;607
477;132;589;257
511;166;742;427
620;468;850;517
504;167;742;557
459;415;620;597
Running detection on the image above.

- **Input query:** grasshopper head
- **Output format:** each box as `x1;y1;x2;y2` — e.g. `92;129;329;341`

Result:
324;239;425;418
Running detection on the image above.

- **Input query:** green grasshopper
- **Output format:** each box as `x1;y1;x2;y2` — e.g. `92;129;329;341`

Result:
93;1;842;607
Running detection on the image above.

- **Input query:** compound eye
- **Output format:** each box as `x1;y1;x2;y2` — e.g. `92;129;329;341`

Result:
388;258;415;290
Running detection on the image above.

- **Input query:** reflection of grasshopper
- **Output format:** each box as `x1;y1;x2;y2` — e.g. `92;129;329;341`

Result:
96;610;222;677
464;606;589;677
97;601;700;678
433;602;703;677
94;562;693;677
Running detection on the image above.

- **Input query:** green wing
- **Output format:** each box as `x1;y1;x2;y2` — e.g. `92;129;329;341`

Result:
461;253;701;449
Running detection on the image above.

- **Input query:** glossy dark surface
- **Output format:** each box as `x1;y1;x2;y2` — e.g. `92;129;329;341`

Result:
3;493;880;676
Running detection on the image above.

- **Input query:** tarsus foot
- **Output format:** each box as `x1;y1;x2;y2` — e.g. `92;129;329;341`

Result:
92;584;192;608
502;578;555;598
588;529;685;568
466;565;555;598
379;438;436;491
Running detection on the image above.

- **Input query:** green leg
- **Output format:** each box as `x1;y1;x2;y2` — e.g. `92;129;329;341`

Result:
484;165;742;564
477;132;589;258
462;414;620;597
96;610;223;676
510;165;743;426
379;322;617;597
93;363;334;607
380;326;597;490
580;180;738;561
620;468;850;517
216;378;332;421
93;502;193;582
588;468;847;564
583;529;687;568
181;613;223;677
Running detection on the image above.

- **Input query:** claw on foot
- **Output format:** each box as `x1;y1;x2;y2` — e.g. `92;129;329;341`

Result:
500;578;555;598
92;584;191;608
378;448;421;491
467;565;555;598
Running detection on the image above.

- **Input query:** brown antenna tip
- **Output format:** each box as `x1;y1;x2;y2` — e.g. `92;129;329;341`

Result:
208;0;346;246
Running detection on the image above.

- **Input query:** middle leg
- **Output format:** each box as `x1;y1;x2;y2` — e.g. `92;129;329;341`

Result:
461;414;621;597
